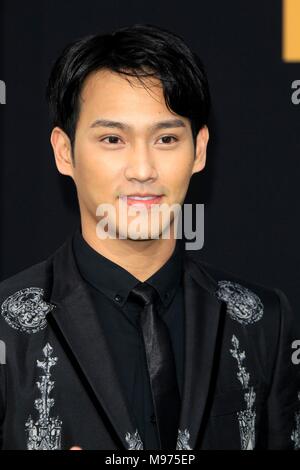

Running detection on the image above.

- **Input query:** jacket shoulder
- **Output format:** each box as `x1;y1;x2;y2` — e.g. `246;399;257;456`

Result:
186;252;276;291
0;255;56;338
185;252;286;323
0;258;51;302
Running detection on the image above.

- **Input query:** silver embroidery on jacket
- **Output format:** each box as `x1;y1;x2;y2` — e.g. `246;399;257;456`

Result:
216;281;263;325
25;343;62;450
125;430;144;450
291;392;300;450
230;335;256;450
176;429;192;450
1;287;55;333
125;428;192;450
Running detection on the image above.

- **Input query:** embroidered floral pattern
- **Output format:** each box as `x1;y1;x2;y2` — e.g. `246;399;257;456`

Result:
1;287;55;333
291;392;300;450
125;429;144;450
176;428;192;450
125;428;192;450
216;281;263;325
25;343;62;450
230;335;256;450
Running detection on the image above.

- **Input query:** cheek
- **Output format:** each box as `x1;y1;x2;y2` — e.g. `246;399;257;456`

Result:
73;148;116;203
161;155;193;196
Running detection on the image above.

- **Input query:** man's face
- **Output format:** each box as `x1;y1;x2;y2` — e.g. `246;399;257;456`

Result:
52;68;208;240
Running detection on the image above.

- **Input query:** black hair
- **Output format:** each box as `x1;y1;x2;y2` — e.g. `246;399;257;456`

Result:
46;23;211;159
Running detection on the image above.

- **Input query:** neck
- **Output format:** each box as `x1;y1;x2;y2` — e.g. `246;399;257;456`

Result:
80;221;177;282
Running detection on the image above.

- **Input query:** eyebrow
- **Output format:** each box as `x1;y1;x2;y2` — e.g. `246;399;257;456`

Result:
89;118;187;132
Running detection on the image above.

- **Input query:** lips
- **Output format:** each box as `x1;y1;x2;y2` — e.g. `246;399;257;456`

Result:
119;194;163;207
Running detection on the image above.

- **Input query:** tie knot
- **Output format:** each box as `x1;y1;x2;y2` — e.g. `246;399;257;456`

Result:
130;282;159;307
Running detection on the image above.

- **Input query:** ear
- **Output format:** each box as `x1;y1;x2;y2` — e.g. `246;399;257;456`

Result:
191;125;209;175
50;127;75;178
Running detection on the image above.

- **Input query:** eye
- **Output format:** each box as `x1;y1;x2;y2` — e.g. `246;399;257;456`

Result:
157;135;178;144
100;135;123;144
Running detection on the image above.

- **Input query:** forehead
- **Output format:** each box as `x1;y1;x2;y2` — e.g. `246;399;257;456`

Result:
79;68;173;118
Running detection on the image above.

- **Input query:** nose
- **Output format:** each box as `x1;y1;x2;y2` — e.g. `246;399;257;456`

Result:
124;143;158;183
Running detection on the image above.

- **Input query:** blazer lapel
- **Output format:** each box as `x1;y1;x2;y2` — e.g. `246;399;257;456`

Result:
46;234;140;450
179;255;224;449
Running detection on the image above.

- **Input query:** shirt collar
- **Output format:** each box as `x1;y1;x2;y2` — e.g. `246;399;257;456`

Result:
72;225;184;308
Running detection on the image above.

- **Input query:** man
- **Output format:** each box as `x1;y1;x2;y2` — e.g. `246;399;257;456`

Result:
0;23;299;451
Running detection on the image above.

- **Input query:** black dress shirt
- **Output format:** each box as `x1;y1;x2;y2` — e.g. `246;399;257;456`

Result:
72;226;185;449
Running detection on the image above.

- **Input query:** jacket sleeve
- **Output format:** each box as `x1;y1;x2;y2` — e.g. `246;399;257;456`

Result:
263;288;300;449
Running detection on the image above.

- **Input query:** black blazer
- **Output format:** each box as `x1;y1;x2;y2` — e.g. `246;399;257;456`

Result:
0;231;299;450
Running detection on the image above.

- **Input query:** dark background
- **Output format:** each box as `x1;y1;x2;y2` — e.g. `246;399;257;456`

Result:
0;1;299;317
